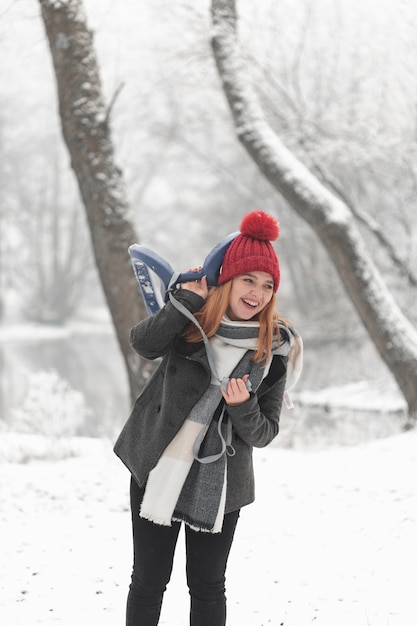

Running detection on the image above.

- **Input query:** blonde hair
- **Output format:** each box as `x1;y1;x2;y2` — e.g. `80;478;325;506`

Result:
182;281;281;363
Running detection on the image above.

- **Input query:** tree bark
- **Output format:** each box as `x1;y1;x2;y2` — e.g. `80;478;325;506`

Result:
38;0;147;401
211;0;417;421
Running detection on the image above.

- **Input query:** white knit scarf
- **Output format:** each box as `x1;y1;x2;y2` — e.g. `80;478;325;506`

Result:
140;317;275;532
139;318;303;532
139;310;304;533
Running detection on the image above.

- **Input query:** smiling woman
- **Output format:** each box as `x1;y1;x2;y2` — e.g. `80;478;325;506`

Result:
114;210;303;626
182;211;284;364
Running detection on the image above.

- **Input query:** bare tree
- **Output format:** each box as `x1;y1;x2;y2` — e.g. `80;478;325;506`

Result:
38;0;147;399
211;0;417;422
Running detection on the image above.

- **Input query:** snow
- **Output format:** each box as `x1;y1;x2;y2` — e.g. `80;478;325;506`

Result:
0;317;114;344
1;429;416;626
296;380;406;413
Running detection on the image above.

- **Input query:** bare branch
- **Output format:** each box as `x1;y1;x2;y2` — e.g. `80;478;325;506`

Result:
105;81;125;125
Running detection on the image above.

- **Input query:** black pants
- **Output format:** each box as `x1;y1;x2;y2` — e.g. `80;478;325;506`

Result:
126;477;240;626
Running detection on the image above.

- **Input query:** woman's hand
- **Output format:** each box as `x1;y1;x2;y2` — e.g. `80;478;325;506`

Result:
221;374;250;406
181;268;209;300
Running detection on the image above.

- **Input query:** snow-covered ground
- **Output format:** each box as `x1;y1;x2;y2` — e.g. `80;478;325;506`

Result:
1;428;416;626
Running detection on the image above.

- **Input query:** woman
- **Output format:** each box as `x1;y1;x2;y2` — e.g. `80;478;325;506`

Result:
114;210;302;626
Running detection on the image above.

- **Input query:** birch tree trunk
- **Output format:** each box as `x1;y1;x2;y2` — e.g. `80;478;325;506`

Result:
211;0;417;422
38;0;147;400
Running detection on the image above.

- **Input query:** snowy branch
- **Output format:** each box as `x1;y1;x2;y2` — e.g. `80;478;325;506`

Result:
210;0;417;420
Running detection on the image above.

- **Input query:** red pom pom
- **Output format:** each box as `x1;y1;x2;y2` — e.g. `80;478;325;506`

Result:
240;210;280;242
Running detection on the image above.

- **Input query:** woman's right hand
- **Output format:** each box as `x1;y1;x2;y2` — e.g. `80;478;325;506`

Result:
181;273;208;300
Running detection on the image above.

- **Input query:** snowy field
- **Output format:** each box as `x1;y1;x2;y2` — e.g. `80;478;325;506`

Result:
1;428;416;626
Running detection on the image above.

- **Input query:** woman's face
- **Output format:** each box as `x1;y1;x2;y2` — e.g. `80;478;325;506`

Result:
226;272;274;321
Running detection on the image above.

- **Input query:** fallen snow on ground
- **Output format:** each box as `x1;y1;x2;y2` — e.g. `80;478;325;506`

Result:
1;430;416;626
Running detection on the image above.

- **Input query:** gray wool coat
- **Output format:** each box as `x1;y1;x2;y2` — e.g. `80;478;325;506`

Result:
113;288;287;514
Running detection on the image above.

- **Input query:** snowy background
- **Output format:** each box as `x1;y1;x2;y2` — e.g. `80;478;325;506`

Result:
1;426;416;626
1;0;417;624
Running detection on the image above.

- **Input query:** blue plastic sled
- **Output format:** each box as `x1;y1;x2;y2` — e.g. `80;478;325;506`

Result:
129;231;238;316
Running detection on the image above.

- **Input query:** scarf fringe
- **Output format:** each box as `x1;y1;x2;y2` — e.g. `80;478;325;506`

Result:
139;510;222;534
172;514;221;534
139;510;173;527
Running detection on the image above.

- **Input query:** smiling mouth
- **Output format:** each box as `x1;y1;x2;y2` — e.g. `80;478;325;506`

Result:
242;298;259;308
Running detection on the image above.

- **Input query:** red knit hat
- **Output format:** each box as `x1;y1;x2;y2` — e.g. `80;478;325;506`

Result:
218;210;280;291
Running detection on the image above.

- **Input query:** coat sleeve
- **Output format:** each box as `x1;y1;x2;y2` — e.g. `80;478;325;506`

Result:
130;289;206;360
226;357;287;448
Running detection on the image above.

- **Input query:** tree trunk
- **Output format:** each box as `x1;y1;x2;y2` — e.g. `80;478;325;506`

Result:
38;0;147;401
211;0;417;422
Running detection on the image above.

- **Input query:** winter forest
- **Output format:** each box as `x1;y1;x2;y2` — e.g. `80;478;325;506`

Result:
1;0;417;624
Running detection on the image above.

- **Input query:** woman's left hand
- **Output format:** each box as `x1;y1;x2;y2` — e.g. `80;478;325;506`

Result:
221;375;250;406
